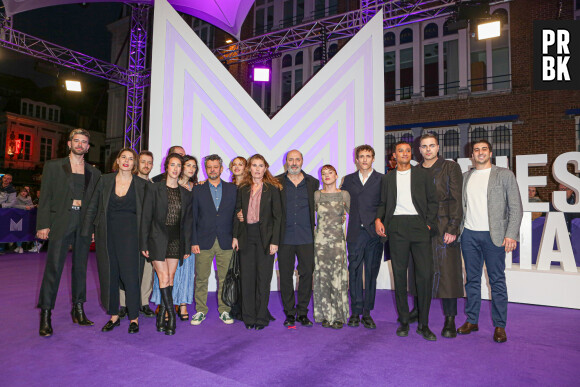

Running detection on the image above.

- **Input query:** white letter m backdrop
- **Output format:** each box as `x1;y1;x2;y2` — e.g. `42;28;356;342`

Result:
149;0;387;291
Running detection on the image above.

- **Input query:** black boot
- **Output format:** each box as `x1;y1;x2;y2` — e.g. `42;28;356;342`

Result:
71;303;94;326
161;287;176;336
441;315;457;338
39;309;53;337
156;302;167;333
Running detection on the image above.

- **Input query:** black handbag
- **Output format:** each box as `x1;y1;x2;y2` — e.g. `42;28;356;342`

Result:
221;249;240;307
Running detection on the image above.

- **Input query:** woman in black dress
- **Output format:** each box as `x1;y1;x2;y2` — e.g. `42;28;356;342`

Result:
82;148;146;334
141;153;192;335
232;154;282;330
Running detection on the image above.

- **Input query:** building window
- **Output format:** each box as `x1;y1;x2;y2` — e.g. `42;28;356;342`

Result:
444;40;459;95
575;116;580;151
255;0;274;35
280;51;304;106
314;0;338;19
48;108;53;121
41;106;47;120
384;32;395;47
328;43;338;59
21;102;28;115
425;127;460;160
312;47;322;74
443;19;457;36
282;0;304;28
470;123;513;166
576;0;580;20
470;34;487;92
424;43;439;97
27;103;33;116
192;18;214;48
384;51;396;102
40;137;53;162
400;47;413;100
17;134;32;161
400;28;413;44
424;23;438;40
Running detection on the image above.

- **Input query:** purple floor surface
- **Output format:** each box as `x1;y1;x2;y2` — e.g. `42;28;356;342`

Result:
1;251;579;386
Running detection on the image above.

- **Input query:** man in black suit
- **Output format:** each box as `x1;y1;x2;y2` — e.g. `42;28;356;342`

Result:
340;144;384;329
375;141;438;341
36;128;102;337
191;154;237;326
275;150;319;327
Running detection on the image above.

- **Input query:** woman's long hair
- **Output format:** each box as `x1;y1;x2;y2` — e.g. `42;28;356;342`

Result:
229;156;247;184
180;155;199;184
239;154;283;190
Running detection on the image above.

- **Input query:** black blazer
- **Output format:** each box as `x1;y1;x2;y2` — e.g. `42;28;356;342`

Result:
275;171;319;240
340;170;383;243
81;173;146;311
191;180;237;250
233;182;282;254
140;181;192;264
376;166;439;237
36;157;101;239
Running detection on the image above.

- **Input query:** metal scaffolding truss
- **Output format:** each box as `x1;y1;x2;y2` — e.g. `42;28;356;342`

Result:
124;4;150;151
213;0;506;64
0;12;131;86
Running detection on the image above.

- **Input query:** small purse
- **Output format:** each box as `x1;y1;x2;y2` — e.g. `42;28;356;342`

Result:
221;249;241;307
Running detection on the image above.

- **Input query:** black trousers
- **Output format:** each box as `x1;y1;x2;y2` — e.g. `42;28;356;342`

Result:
107;213;140;320
346;229;383;316
278;243;314;316
240;224;274;325
37;210;91;309
388;216;433;326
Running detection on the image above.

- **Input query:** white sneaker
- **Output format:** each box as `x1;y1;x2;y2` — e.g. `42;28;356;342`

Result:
16;247;23;254
220;311;234;325
190;312;206;326
27;246;38;253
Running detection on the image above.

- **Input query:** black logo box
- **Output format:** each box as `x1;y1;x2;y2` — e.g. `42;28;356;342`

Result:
533;20;580;90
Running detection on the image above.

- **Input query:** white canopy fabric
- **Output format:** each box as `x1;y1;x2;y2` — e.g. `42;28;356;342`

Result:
2;0;255;39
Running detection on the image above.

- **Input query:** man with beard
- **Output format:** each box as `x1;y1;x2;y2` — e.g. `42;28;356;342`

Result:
275;150;319;327
341;145;384;329
375;141;438;340
119;150;156;318
190;154;237;325
405;133;464;338
36;129;101;337
458;139;522;343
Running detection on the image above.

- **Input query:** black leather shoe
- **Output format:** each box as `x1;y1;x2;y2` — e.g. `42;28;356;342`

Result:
39;309;53;337
297;315;313;327
118;306;128;318
321;320;331;328
128;322;139;334
160;287;176;336
408;307;419;324
362;315;376;329
140;305;155;318
396;322;409;337
331;321;344;329
101;318;120;332
71;303;94;326
156;305;167;332
441;316;457;338
347;315;360;328
417;324;437;341
283;315;296;327
245;323;255;330
254;324;265;330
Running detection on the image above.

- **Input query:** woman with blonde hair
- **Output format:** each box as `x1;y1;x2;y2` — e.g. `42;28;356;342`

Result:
233;154;282;330
229;156;247;185
82;148;147;334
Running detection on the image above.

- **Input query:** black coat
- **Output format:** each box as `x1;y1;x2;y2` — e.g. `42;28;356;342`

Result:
233;182;282;254
376;166;439;239
140;181;192;264
275;171;319;240
81;173;146;311
36;157;101;239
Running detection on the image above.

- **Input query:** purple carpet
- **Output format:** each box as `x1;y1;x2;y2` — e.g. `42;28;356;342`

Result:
1;252;578;386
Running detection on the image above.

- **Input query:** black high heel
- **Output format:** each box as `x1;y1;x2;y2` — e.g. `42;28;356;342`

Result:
156;303;167;333
161;287;176;336
177;305;189;321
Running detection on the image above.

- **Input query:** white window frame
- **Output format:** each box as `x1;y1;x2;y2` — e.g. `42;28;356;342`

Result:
254;0;275;35
383;26;415;102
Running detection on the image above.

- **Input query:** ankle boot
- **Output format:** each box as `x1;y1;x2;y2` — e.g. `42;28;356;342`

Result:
441;315;457;338
39;309;53;337
71;303;94;326
161;287;176;336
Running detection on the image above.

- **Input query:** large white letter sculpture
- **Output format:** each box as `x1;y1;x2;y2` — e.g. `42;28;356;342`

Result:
149;0;385;180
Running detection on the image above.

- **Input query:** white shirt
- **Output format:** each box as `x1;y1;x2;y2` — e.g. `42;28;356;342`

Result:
359;169;374;186
393;169;418;216
464;167;491;231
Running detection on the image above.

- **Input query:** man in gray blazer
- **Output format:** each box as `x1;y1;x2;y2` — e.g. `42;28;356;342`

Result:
457;139;522;343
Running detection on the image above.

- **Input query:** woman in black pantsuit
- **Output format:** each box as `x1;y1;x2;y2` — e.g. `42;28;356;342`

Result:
82;148;146;334
233;154;282;330
141;153;192;335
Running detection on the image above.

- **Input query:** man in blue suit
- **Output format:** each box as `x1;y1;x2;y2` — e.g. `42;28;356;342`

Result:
190;154;237;326
340;145;384;329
